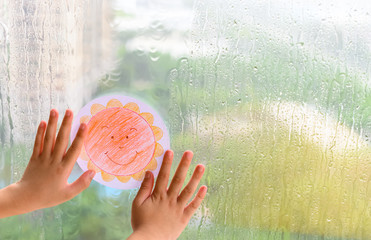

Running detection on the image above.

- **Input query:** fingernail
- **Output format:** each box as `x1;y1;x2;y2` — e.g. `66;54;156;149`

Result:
145;171;151;179
65;110;71;117
50;110;56;117
80;123;86;130
40;121;45;128
197;165;205;173
88;170;96;178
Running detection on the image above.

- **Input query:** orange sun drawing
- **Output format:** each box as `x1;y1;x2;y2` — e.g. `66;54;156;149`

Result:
77;98;165;185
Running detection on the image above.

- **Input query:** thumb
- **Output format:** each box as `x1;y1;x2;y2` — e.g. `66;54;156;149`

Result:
67;170;95;199
134;171;154;206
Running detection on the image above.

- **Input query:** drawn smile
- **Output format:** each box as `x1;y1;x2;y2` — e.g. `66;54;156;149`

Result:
104;150;139;166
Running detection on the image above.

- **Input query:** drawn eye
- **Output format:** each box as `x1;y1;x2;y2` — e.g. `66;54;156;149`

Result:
101;125;109;129
124;128;137;140
111;136;114;139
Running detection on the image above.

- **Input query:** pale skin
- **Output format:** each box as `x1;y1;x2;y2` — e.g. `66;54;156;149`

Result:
128;150;207;240
0;109;95;218
0;109;207;240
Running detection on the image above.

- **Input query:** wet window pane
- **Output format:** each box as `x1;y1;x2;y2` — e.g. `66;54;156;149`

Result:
1;0;370;239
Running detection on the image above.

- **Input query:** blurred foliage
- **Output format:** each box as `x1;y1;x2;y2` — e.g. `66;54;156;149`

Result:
1;5;371;240
169;20;371;239
169;33;371;137
97;33;177;119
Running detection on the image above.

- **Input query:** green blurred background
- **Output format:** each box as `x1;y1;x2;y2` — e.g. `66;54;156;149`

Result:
0;0;370;239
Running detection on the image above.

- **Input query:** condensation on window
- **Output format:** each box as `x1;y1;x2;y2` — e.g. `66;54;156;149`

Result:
0;0;113;239
171;0;371;239
1;0;371;239
0;0;112;180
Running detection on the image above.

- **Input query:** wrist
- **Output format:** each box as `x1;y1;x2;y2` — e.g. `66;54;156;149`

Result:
127;230;152;240
128;228;176;240
11;182;36;213
128;228;166;240
0;183;33;218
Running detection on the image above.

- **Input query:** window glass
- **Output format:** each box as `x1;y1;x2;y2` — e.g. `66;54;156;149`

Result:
0;0;370;239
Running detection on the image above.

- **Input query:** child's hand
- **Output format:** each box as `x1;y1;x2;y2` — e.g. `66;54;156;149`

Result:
0;109;95;218
128;150;207;240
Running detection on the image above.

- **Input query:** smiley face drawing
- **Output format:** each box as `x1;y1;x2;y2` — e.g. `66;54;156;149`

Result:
71;96;169;189
85;107;155;176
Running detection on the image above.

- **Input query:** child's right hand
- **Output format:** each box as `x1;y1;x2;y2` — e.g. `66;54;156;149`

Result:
128;150;207;240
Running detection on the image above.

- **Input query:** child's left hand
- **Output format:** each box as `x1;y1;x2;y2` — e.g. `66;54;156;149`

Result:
0;109;95;218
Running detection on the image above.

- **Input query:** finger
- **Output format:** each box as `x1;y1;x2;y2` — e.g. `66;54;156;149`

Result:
32;121;47;157
167;151;193;198
53;110;73;159
42;109;59;155
153;150;173;195
66;170;95;200
133;171;154;206
183;185;207;219
63;123;87;169
177;164;205;205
